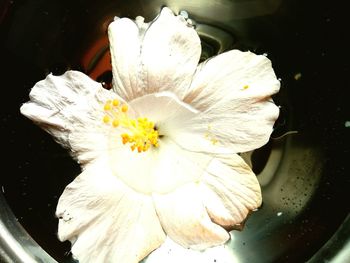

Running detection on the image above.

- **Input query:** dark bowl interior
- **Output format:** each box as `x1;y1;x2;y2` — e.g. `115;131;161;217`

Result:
0;0;349;262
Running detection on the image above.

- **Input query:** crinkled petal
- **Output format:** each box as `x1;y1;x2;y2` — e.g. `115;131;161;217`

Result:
108;8;200;100
201;155;262;228
140;7;201;98
108;17;149;100
20;71;123;164
153;183;230;250
56;160;165;263
107;92;212;194
176;50;280;153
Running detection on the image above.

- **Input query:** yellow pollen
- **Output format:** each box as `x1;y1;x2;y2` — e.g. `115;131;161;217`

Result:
121;104;128;113
206;124;219;145
243;85;249;90
211;138;218;145
103;100;159;152
112;119;119;127
103;115;110;123
104;103;112;111
112;99;120;106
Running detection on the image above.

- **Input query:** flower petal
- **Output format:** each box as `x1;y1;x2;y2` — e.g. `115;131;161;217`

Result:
108;17;148;100
108;8;200;100
185;50;280;110
153;183;230;250
140;7;201;98
176;50;280;153
108;137;211;195
144;237;237;263
56;160;165;263
20;71;124;164
129;91;198;134
201;155;262;228
108;92;211;194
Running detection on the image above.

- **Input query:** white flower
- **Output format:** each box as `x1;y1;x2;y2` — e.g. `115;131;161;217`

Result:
20;7;280;263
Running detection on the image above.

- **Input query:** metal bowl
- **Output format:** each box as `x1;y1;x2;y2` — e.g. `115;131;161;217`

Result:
0;0;349;262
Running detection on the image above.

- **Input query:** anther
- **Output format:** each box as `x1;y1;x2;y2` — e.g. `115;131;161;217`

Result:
112;119;119;127
121;104;128;113
103;115;110;123
104;103;112;111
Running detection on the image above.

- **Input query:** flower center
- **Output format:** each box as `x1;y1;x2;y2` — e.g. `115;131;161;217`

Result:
102;99;159;152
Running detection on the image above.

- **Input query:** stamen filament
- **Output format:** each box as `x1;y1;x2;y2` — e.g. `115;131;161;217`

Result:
103;99;159;152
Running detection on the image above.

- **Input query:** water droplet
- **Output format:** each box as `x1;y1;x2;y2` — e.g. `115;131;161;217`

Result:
294;72;302;80
179;10;189;19
97;70;112;90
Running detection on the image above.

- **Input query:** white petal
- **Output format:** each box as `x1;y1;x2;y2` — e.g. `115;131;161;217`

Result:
144;237;237;263
140;7;201;98
129;91;198;134
20;71;123;164
107;92;211;194
177;50;280;153
185;50;280;110
201;155;262;227
56;160;165;263
153;183;230;250
108;18;148;100
150;138;211;194
108;8;200;100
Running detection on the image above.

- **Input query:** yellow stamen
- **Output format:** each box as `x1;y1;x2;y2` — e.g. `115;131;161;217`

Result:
211;138;218;145
205;124;219;145
103;115;110;123
121;133;129;144
121;104;128;113
112;119;119;127
243;85;249;90
103;100;159;152
104;103;112;111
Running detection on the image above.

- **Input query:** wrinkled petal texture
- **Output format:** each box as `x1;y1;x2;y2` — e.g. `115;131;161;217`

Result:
108;7;201;101
202;155;262;228
20;71;122;164
153;183;230;250
179;50;280;153
108;18;147;100
152;154;261;251
56;160;165;263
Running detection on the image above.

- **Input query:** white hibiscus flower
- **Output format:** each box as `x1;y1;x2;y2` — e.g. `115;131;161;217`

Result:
20;7;280;263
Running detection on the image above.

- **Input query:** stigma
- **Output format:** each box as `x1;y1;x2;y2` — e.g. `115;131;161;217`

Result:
102;99;159;153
